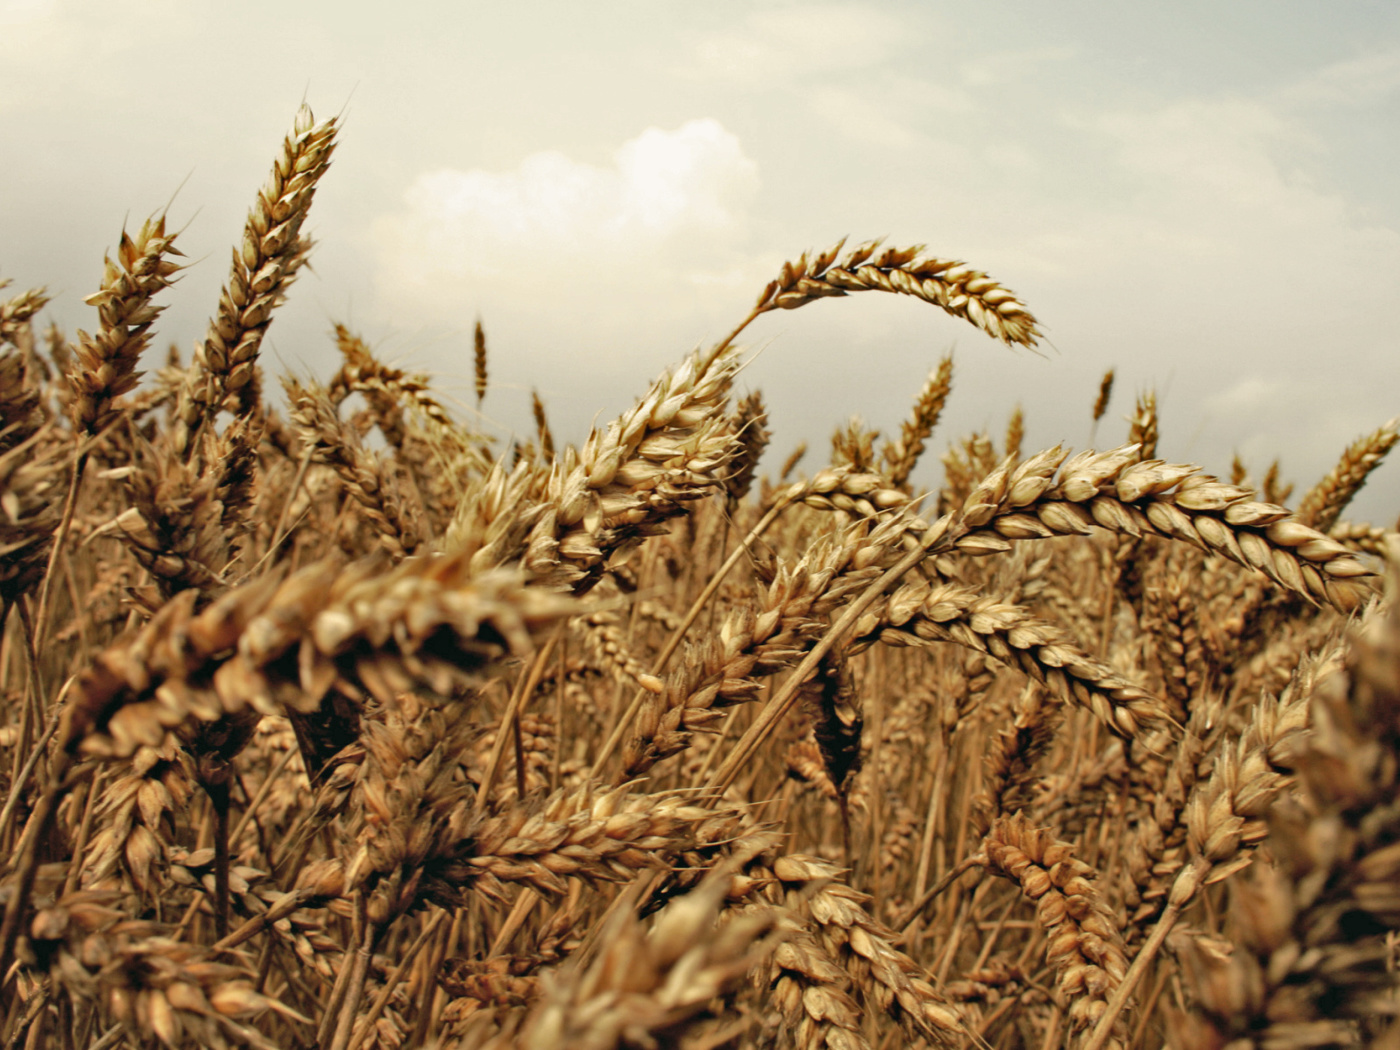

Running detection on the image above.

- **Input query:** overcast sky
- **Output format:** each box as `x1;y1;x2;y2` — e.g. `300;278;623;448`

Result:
3;0;1397;522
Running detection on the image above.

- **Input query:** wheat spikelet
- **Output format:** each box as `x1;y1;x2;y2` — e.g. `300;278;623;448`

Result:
849;579;1166;737
529;388;554;462
62;554;570;761
1177;587;1400;1046
330;323;472;460
973;682;1060;834
0;345;44;450
1003;404;1024;466
1125;390;1157;461
624;513;907;777
949;445;1377;612
447;344;741;592
1140;550;1207;720
502;871;785;1050
829;416;878;473
939;431;994;514
1329;519;1395;557
795;652;862;800
1261;458;1293;505
104;428;240;600
765;916;871;1050
0;428;65;605
767;854;962;1047
579;608;663;695
285;376;425;558
778;441;808;483
1120;697;1220;919
332;325;408;446
15;863;308;1050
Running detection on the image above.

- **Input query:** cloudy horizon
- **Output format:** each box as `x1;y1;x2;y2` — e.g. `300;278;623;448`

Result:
3;0;1397;521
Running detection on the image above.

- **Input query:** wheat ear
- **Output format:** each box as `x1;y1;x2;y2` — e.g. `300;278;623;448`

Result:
951;445;1377;613
67;215;183;439
176;105;338;451
0;282;49;344
1294;417;1399;534
882;354;954;491
752;238;1041;348
982;814;1129;1047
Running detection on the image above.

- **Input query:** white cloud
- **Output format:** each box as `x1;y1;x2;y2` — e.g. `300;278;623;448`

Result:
379;117;756;271
676;5;949;151
371;119;762;366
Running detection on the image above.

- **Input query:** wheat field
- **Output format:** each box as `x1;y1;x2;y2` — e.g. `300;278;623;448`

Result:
2;104;1398;1050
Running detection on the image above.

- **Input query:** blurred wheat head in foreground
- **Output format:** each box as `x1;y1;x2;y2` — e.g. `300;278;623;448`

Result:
1;104;1398;1050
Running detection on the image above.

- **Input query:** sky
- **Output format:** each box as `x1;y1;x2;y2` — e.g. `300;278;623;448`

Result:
2;0;1398;522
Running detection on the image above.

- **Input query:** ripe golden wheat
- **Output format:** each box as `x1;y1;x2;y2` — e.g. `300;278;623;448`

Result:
1;105;1397;1050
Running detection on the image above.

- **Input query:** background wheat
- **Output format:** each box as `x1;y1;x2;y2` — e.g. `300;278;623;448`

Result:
1;107;1397;1050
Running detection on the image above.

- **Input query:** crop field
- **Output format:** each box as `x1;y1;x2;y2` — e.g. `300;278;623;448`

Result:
2;105;1398;1050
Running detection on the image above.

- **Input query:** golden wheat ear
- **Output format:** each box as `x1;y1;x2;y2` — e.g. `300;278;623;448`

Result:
67;215;182;441
176;105;339;453
753;238;1042;348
